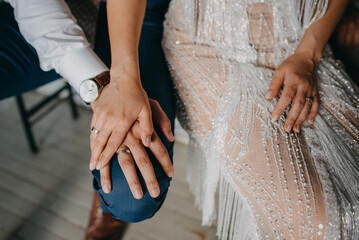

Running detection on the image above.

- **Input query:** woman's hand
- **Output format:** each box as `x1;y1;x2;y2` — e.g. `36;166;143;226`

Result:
265;52;319;133
89;65;154;171
97;99;175;199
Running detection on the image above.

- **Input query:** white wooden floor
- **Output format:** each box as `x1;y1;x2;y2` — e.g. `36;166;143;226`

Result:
0;92;217;240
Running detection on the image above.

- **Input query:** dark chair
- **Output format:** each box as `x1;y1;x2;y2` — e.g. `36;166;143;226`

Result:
15;82;79;153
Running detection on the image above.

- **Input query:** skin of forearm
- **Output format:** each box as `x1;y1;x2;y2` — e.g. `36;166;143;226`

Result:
107;0;147;79
295;0;349;64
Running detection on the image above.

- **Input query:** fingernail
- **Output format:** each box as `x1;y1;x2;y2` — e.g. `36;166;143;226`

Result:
295;125;300;132
285;125;292;133
96;162;102;170
169;131;175;141
271;114;279;123
265;90;272;99
89;163;95;170
103;184;111;194
145;137;151;147
308;118;313;124
134;190;143;199
151;189;160;197
167;171;174;178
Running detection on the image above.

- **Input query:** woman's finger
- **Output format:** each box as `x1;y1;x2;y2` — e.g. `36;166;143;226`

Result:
283;90;306;132
293;99;312;133
150;99;174;142
265;69;285;100
127;139;160;198
89;116;111;170
100;164;111;194
117;146;143;199
270;84;296;123
97;120;133;170
307;94;319;124
149;131;174;177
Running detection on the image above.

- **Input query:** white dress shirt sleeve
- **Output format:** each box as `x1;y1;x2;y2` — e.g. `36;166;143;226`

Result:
4;0;109;93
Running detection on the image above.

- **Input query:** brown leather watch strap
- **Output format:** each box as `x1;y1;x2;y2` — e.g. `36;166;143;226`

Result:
93;71;110;88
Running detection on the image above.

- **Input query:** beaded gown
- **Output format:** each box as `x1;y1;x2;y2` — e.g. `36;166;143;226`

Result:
162;0;359;239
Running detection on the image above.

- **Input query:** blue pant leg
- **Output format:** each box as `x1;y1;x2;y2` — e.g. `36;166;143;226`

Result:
0;2;59;100
91;5;175;222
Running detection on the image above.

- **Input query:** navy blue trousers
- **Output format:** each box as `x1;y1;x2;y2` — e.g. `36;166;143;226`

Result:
0;2;175;222
0;2;60;100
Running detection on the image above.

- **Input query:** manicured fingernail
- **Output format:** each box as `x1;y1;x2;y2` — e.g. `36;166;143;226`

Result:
134;190;142;199
271;114;279;123
265;90;272;99
285;125;292;133
145;137;151;147
89;163;95;170
96;162;102;170
167;171;174;178
308;118;313;124
103;184;111;194
151;189;160;197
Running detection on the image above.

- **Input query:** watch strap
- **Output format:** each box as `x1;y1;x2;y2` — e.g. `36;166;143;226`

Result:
93;71;110;88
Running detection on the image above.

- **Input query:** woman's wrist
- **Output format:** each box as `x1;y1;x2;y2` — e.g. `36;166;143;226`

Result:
110;54;142;85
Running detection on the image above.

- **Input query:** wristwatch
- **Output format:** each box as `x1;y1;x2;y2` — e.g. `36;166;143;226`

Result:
79;71;110;104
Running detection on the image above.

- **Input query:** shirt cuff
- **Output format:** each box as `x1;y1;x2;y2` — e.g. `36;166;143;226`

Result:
58;46;109;93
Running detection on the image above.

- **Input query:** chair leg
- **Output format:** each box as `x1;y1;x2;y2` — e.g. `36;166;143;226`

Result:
66;83;79;119
16;95;38;153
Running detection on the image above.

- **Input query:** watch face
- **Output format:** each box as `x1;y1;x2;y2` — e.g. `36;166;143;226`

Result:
79;79;99;103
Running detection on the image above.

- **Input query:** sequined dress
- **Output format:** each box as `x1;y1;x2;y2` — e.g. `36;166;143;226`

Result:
162;0;359;239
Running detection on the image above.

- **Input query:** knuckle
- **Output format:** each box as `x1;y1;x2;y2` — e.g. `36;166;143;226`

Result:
128;181;140;189
106;141;118;150
137;157;150;167
282;92;293;101
120;157;133;167
158;148;169;159
147;180;158;189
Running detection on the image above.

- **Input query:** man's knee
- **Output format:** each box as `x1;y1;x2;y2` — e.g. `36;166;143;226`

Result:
92;155;172;223
106;184;169;222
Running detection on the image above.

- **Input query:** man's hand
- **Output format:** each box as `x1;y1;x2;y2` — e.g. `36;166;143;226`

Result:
93;99;175;199
89;67;154;171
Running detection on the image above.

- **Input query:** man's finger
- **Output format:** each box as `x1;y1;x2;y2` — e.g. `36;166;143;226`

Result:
149;131;174;177
100;164;111;194
128;141;160;198
150;99;174;142
117;146;143;199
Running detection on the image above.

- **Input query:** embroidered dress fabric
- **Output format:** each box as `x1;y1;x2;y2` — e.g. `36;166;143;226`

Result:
162;0;359;239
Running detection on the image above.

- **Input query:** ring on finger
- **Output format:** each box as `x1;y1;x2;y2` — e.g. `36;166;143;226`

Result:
305;97;313;103
91;126;100;135
117;148;131;155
